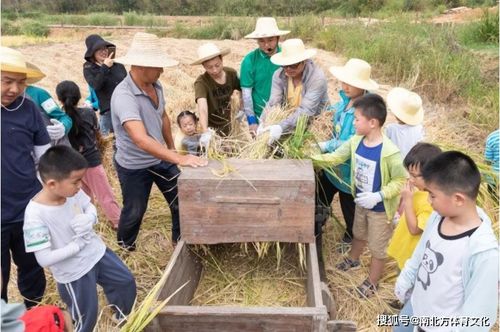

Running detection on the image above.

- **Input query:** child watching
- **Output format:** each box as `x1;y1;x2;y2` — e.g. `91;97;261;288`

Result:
394;151;498;332
56;80;121;229
313;93;406;297
387;143;442;270
174;110;202;156
23;146;136;332
316;58;379;251
385;87;424;158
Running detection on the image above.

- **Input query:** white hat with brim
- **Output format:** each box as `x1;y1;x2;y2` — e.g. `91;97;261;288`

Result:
387;87;424;126
190;43;230;66
329;58;378;91
244;17;290;39
114;32;178;68
270;39;316;66
0;47;45;84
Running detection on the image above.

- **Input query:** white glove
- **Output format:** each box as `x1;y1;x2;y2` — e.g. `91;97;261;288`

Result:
318;141;329;153
235;110;245;122
70;213;95;236
256;124;266;136
394;284;412;303
267;124;283;145
199;130;212;149
47;119;65;140
354;191;383;209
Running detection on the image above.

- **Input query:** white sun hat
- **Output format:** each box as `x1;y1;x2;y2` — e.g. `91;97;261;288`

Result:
270;39;316;66
114;32;178;68
0;47;45;83
190;43;231;66
244;17;290;39
329;58;378;91
387;87;424;125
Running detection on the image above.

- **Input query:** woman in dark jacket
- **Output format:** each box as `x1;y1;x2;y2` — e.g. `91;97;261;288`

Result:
83;34;127;135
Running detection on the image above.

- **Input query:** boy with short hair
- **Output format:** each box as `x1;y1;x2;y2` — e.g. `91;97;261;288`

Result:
313;93;406;297
23;146;136;332
394;151;498;332
387;143;442;270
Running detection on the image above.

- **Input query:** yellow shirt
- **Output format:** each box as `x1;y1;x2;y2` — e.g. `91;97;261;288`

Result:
387;190;433;269
287;78;302;108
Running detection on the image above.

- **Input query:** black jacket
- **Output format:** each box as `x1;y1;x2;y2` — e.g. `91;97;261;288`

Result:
83;61;127;115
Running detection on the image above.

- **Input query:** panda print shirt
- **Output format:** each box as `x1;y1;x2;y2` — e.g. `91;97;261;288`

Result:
411;217;479;331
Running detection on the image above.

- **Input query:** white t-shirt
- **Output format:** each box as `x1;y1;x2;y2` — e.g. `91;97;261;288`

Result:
385;123;424;158
23;190;106;284
411;218;479;331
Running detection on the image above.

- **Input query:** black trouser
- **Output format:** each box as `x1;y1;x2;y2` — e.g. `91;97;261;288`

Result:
1;222;46;308
315;171;355;240
115;160;180;248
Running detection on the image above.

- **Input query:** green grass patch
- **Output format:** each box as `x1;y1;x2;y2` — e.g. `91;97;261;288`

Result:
457;10;499;48
20;20;50;37
170;17;254;40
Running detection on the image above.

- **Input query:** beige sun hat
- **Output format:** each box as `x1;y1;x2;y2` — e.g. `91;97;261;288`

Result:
387;87;424;125
270;39;316;66
0;47;45;83
244;17;290;39
114;32;178;68
329;58;378;91
190;43;231;66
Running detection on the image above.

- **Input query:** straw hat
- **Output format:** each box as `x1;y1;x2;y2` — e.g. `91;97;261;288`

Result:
244;17;290;39
0;47;45;83
270;39;316;66
329;58;378;91
387;87;424;125
114;32;178;68
190;43;230;66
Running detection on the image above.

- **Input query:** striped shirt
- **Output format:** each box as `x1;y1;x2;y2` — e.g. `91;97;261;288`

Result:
485;129;499;173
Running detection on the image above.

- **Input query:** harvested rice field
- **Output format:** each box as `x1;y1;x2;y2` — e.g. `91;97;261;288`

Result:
5;29;498;331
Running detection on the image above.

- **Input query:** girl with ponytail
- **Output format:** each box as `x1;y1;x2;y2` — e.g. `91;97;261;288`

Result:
56;81;121;229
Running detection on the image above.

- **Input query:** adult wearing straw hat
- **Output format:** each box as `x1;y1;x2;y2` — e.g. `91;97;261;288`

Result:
240;17;289;136
258;38;329;145
1;46;50;308
111;33;207;250
191;42;241;143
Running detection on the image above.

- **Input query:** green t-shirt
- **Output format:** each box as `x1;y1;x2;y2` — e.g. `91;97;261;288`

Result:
239;47;281;118
194;67;240;137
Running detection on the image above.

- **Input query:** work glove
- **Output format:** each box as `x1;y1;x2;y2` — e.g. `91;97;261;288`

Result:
199;130;213;149
317;141;329;153
47;119;65;140
256;123;266;136
70;213;95;236
235;110;245;122
267;124;283;145
354;191;383;209
394;283;412;303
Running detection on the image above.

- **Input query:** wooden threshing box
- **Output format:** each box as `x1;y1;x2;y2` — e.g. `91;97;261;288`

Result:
178;159;315;244
146;159;357;332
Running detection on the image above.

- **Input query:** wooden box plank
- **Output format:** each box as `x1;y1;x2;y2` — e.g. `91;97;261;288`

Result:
178;159;315;244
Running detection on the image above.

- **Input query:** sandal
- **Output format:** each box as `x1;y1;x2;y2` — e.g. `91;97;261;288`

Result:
356;278;378;298
335;257;360;271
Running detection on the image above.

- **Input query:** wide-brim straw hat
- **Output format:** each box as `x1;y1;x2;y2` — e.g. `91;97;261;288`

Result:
114;32;178;68
244;17;290;39
190;43;230;66
387;87;424;125
270;39;316;66
0;47;45;83
329;58;378;91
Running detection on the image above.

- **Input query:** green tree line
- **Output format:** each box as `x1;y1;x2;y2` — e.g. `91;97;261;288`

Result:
2;0;496;16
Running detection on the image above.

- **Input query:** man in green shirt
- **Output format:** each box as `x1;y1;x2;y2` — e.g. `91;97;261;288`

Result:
240;17;289;136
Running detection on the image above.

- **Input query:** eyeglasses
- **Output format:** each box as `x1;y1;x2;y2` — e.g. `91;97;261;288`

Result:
282;62;303;70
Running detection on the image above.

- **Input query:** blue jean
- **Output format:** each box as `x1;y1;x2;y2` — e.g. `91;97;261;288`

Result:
1;222;46;308
393;300;415;332
99;110;113;136
115;160;180;248
57;248;136;332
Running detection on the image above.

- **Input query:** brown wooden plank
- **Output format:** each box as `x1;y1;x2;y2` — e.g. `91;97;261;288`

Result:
148;306;326;332
156;241;202;305
306;242;324;308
